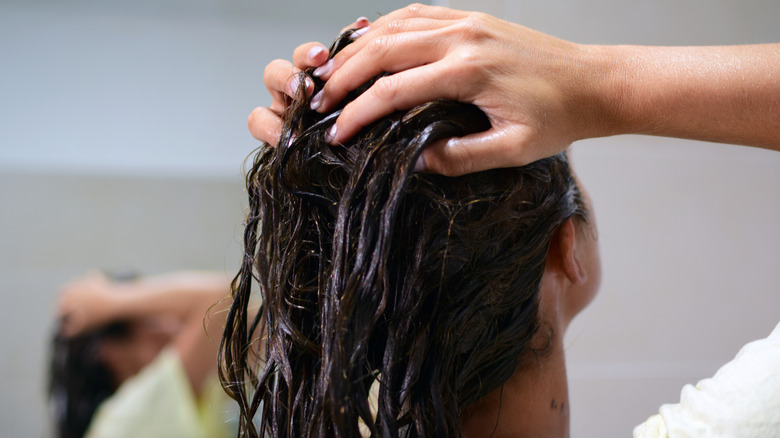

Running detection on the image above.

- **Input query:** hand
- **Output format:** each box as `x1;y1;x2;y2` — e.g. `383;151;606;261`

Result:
247;17;371;146
311;4;611;176
57;272;123;337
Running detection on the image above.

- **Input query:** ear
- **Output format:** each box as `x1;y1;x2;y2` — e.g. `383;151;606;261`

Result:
547;218;587;285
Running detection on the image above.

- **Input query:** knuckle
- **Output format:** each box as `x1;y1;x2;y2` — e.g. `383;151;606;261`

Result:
384;19;405;35
455;13;488;40
469;11;490;23
405;3;427;16
447;144;475;177
436;160;463;178
446;161;471;177
371;75;400;102
425;148;461;177
366;35;393;59
446;48;485;86
454;47;480;67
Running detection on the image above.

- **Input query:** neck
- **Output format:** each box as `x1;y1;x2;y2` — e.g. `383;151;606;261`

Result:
460;333;570;438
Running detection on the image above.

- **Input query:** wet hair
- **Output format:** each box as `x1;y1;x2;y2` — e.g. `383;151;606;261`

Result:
49;322;132;438
220;30;587;437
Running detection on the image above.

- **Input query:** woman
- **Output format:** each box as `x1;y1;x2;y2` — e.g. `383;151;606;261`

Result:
51;271;235;438
247;6;779;437
219;30;600;437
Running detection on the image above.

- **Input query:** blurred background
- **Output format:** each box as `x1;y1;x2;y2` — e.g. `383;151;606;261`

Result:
1;0;778;436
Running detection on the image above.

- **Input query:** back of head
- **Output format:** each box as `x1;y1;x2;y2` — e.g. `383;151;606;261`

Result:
220;30;587;437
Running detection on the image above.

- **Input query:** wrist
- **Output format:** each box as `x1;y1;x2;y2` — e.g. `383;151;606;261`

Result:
567;43;636;141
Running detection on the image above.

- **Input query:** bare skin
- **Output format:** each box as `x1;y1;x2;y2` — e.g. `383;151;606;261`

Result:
250;4;780;176
57;271;231;395
246;4;777;433
460;211;601;437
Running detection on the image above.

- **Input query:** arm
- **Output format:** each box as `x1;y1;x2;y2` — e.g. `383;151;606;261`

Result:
57;271;231;394
250;4;779;176
604;44;780;149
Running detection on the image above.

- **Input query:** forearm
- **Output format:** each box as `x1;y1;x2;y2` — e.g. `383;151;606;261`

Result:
112;272;233;394
108;271;230;323
587;43;780;149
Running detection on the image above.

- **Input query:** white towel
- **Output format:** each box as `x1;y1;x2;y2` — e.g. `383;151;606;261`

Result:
634;322;780;438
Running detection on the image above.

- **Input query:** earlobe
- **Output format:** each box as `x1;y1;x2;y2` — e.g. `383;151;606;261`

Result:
555;219;587;285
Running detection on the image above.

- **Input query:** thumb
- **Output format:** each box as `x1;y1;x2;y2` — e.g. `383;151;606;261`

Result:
418;126;536;177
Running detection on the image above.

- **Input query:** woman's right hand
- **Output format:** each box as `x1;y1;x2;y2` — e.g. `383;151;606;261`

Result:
247;17;370;148
251;4;779;176
315;5;618;176
251;5;614;176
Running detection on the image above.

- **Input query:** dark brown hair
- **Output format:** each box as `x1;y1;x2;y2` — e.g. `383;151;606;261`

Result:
220;30;587;437
49;322;132;438
49;271;141;438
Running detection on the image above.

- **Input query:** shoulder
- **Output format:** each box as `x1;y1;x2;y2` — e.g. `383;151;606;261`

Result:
634;322;780;437
84;348;205;438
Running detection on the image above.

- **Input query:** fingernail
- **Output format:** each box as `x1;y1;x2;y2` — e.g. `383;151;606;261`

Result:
324;124;338;143
355;17;370;28
304;76;314;94
307;46;326;62
312;59;334;78
414;153;427;172
310;90;323;110
286;76;300;97
350;26;370;39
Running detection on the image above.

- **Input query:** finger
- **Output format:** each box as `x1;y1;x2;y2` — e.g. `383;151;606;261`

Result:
248;107;284;146
372;3;467;26
332;2;466;53
292;42;330;69
315;27;454;113
316;17;454;84
419;126;536;177
327;62;463;144
340;16;371;34
264;59;314;103
264;59;295;105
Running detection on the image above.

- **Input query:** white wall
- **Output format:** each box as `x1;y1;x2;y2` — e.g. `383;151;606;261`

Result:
0;1;334;178
444;0;780;436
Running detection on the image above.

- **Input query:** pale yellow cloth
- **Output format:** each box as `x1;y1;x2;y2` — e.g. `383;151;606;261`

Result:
85;348;236;438
634;322;780;438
